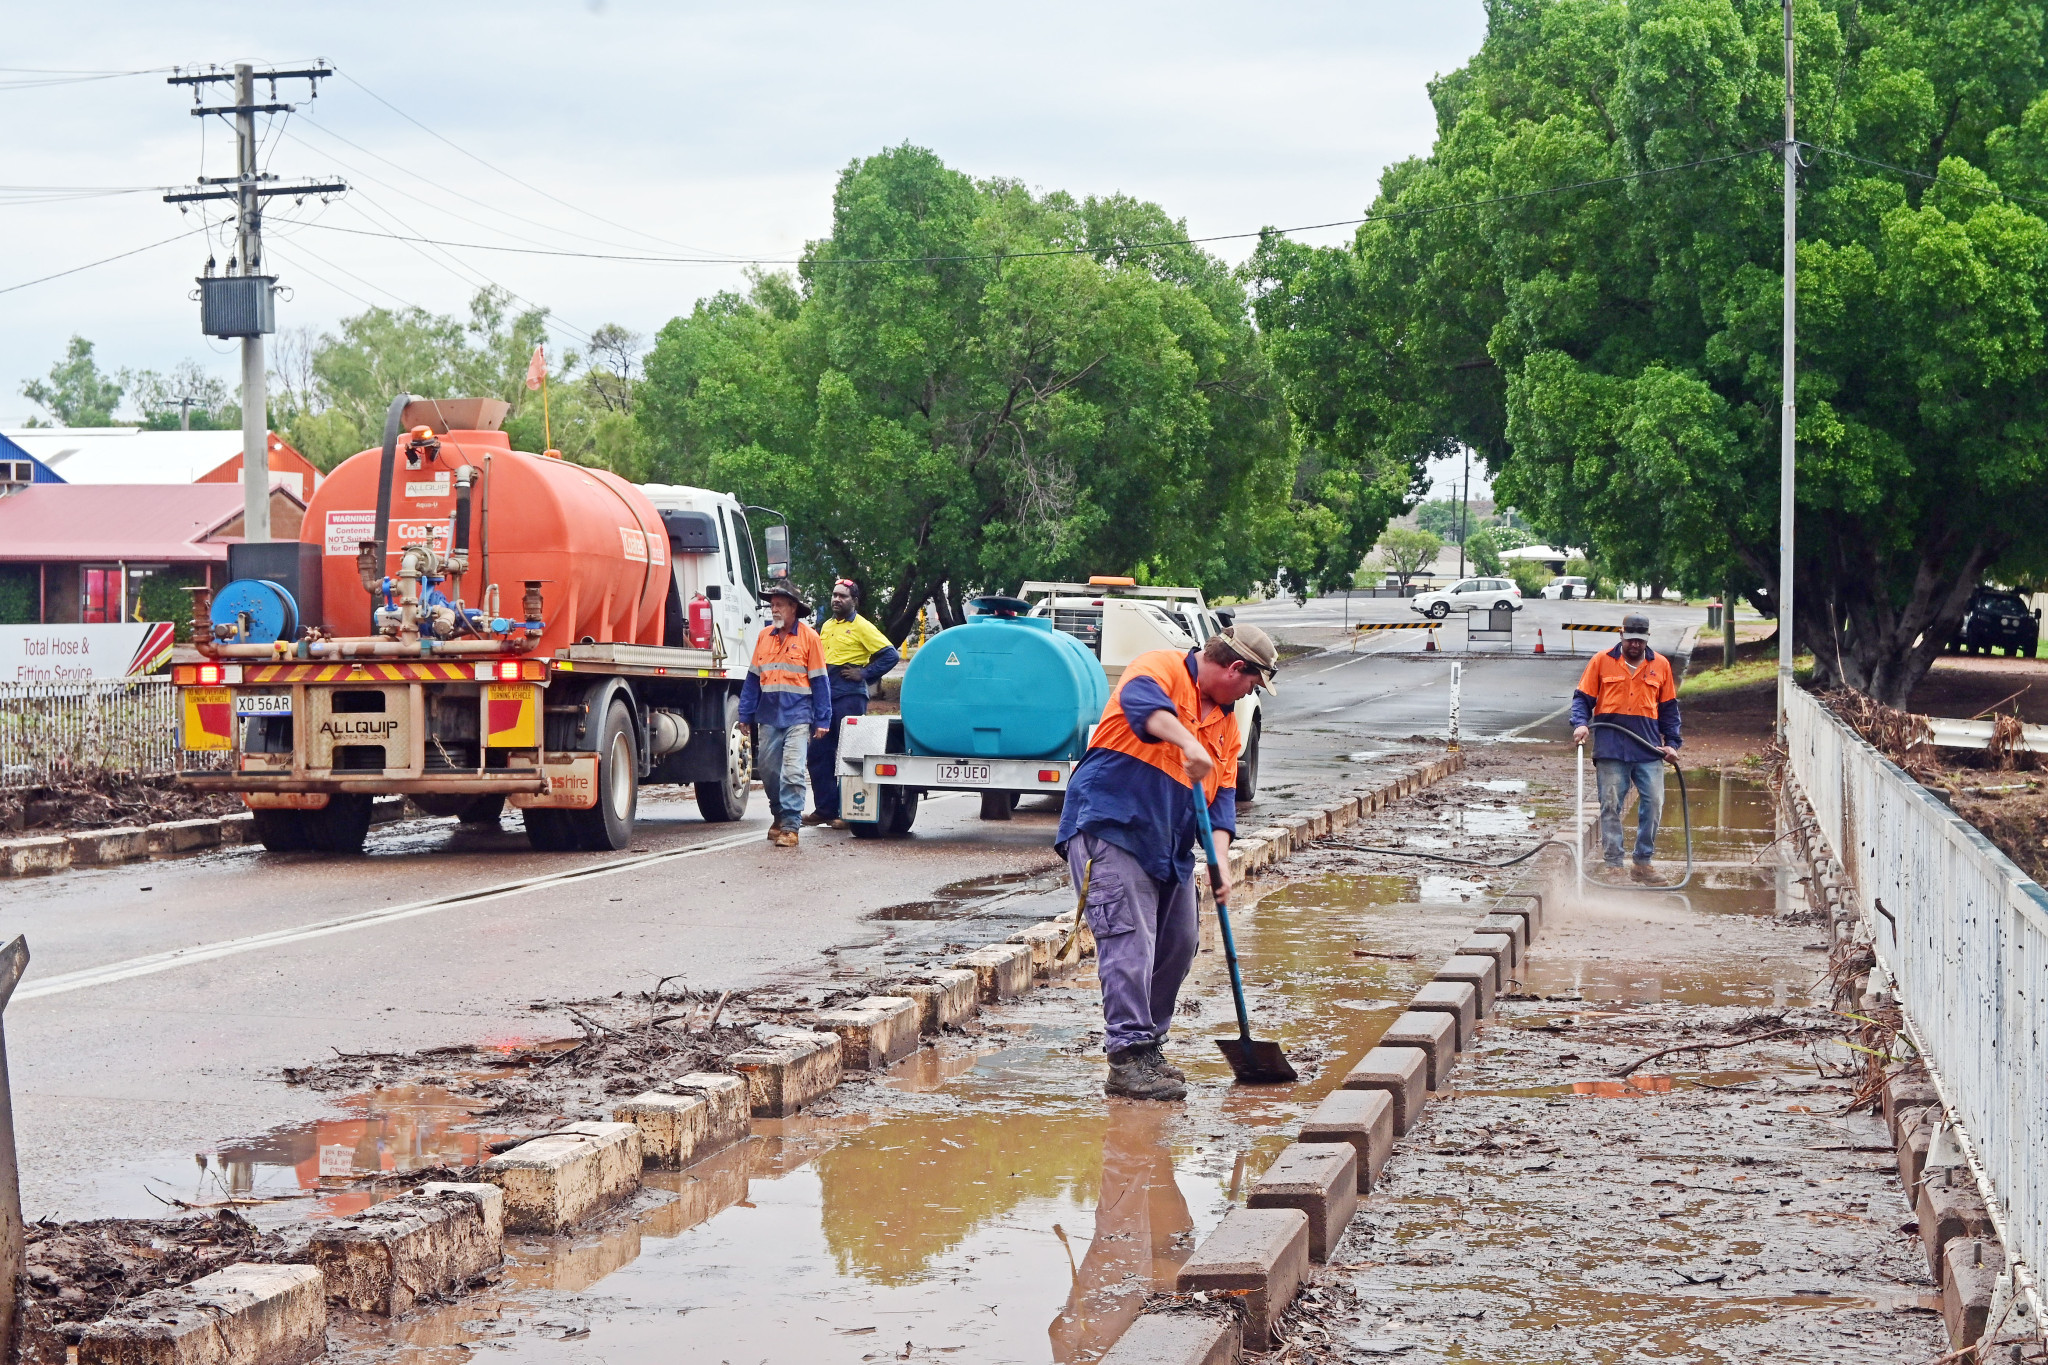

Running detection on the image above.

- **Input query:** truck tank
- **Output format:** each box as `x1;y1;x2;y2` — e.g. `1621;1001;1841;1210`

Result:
302;404;668;653
901;614;1108;760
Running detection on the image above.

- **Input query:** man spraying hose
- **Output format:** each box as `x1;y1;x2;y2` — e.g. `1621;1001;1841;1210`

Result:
1570;612;1682;882
1055;626;1279;1102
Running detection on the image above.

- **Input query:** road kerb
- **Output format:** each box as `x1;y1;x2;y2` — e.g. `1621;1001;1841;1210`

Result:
1342;1046;1430;1135
729;1030;844;1117
1434;955;1499;1016
884;969;981;1033
663;1073;750;1156
76;1262;326;1365
1099;1309;1241;1365
955;943;1032;1002
1407;980;1478;1051
1248;1141;1359;1262
811;996;920;1069
1376;1011;1457;1090
1299;1087;1393;1191
611;1092;713;1169
1174;1205;1310;1350
482;1121;644;1233
305;1185;504;1315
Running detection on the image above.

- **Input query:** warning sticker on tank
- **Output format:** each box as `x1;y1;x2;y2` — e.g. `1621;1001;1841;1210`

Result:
619;527;648;562
323;511;455;556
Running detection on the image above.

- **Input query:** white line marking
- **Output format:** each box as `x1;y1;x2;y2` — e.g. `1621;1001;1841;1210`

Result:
1494;700;1573;740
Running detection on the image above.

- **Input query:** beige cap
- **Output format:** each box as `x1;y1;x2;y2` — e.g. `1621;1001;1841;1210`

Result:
1216;623;1281;692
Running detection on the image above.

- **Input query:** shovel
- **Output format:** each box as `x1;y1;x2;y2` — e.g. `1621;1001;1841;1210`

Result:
1193;798;1296;1084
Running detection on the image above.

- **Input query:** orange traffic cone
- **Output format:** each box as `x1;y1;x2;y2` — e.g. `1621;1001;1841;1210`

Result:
1424;628;1438;652
1535;628;1546;654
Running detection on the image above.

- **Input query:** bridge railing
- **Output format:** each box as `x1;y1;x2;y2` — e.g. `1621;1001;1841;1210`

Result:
1784;685;2048;1312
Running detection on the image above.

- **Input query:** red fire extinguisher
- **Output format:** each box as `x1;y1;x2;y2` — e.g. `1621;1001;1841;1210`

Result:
687;593;713;649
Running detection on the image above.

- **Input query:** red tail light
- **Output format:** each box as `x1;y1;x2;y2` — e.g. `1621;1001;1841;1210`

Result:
875;763;898;777
1039;770;1059;782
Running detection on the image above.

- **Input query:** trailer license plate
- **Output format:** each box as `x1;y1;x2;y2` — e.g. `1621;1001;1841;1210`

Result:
937;763;991;784
235;693;292;716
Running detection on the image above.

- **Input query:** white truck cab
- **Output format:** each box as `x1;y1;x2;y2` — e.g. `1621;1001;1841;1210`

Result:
637;485;768;673
1020;578;1263;800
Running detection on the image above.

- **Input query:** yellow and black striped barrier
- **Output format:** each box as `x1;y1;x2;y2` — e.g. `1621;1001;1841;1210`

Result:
1351;621;1442;652
1561;621;1623;655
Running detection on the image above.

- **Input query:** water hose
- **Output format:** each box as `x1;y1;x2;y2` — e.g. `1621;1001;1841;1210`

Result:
1328;720;1693;891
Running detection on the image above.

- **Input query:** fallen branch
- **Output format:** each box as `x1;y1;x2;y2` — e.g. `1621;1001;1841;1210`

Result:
1613;1026;1840;1078
565;1008;623;1038
1350;949;1418;960
699;989;737;1035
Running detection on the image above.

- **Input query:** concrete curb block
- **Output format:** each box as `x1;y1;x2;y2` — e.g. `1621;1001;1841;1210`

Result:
1342;1046;1429;1135
729;1030;843;1117
884;970;980;1034
1248;1141;1358;1263
1942;1238;2004;1347
1434;955;1499;1016
611;1092;714;1169
1407;980;1478;1052
1098;1311;1241;1365
77;1262;326;1365
1299;1087;1394;1192
1;796;403;878
811;996;920;1070
1174;1206;1310;1350
663;1073;750;1157
1007;923;1070;978
1377;1012;1457;1091
482;1121;644;1233
305;1184;504;1315
1918;1166;1995;1279
955;942;1032;1002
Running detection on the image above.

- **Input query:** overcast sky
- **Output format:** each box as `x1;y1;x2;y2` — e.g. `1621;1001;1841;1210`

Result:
5;1;1488;430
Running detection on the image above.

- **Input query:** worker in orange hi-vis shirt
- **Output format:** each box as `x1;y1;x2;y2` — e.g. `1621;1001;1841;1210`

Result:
1569;612;1682;882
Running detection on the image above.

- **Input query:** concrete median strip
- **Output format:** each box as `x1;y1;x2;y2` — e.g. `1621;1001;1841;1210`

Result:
1434;955;1499;1015
1342;1045;1430;1135
1248;1141;1359;1262
811;995;920;1069
482;1121;644;1233
76;1262;326;1365
1459;931;1518;983
729;1030;844;1117
305;1183;504;1315
1174;1206;1310;1351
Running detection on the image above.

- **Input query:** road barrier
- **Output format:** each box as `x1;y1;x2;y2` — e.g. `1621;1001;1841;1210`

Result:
1785;686;2048;1325
1560;622;1623;655
1351;621;1442;652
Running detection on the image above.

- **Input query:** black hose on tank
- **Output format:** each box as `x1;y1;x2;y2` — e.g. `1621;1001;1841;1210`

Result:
367;392;413;601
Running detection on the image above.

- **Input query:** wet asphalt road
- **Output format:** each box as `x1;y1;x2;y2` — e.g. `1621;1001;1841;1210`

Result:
0;598;1695;1217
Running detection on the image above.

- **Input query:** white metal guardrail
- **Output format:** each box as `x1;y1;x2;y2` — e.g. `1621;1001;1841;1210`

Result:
0;679;187;788
1785;686;2048;1319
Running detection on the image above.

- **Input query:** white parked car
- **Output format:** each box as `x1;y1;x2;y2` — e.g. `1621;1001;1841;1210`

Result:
1409;577;1523;619
1541;575;1589;600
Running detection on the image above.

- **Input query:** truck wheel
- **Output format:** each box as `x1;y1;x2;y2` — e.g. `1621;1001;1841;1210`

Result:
523;808;576;851
881;788;920;837
250;809;310;853
458;794;506;826
302;794;373;854
979;791;1013;821
695;719;752;823
566;700;638;851
1236;716;1262;802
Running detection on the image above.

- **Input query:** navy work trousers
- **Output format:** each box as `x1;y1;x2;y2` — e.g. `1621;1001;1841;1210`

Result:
1065;831;1199;1055
807;683;868;819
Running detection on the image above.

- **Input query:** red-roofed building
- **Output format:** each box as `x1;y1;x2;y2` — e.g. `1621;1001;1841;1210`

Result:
0;482;306;624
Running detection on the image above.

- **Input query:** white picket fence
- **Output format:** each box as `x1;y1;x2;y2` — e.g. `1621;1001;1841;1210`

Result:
1785;686;2048;1315
0;678;187;788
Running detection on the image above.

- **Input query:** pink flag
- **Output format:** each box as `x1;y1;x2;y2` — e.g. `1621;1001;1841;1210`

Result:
524;345;546;391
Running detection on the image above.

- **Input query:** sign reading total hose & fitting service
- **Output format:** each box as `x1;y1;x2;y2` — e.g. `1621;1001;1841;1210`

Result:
0;622;176;684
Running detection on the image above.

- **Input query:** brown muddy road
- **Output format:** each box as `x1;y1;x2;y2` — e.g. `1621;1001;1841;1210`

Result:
97;742;1941;1363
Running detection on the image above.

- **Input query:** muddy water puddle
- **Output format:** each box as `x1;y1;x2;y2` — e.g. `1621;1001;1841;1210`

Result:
142;767;1929;1362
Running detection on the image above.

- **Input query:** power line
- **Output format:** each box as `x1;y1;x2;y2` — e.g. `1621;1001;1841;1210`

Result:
279;145;1777;270
0;225;207;296
1808;143;2048;211
330;66;743;259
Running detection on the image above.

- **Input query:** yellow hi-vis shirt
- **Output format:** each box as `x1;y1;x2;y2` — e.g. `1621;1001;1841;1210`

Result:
820;613;894;668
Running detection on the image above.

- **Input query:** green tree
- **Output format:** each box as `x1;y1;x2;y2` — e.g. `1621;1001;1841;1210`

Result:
1467;525;1505;574
1414;498;1473;542
125;360;237;430
1372;525;1443;588
640;145;1296;638
1252;0;2048;706
21;336;123;426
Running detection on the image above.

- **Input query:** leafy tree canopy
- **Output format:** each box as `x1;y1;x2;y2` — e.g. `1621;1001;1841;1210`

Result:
1373;525;1444;586
21;336;123;427
638;144;1308;639
1252;0;2048;704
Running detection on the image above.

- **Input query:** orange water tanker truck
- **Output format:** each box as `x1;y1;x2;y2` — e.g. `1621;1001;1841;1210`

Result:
172;395;775;853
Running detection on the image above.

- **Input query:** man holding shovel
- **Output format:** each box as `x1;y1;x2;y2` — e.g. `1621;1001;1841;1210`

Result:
1055;626;1279;1101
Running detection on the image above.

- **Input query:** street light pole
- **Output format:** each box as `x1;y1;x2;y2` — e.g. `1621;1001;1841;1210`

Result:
1777;0;1797;735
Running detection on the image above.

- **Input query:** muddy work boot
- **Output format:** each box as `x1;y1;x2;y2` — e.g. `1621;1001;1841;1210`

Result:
1135;1041;1186;1082
1630;860;1658;884
774;828;800;848
1105;1048;1187;1102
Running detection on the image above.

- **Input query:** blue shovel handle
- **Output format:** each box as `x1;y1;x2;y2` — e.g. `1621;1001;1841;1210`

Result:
1193;796;1255;1045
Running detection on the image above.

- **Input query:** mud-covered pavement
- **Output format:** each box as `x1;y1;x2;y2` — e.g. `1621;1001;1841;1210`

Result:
29;737;1946;1364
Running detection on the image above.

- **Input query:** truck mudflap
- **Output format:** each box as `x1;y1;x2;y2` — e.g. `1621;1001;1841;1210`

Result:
508;752;601;810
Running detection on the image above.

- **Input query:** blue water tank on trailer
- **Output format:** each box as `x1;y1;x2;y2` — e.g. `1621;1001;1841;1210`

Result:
901;613;1109;761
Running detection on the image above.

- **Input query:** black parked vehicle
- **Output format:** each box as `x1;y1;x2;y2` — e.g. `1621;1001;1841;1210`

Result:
1950;587;2041;657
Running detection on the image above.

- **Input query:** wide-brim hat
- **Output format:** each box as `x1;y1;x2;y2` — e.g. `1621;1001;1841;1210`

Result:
763;577;812;612
1216;623;1281;692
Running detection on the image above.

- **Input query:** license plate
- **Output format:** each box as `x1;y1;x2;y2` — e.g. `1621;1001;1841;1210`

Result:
936;762;992;784
235;693;292;716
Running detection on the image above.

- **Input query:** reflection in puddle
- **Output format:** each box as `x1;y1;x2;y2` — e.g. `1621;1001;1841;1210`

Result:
1572;1073;1674;1096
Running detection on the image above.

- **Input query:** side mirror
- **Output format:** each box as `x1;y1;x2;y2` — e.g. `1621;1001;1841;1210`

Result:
1215;609;1236;628
764;524;790;580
